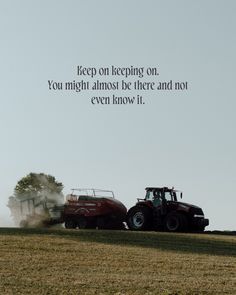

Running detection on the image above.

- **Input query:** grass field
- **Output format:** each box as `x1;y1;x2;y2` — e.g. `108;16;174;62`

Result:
0;228;236;294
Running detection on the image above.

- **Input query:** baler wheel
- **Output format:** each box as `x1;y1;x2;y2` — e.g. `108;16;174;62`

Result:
65;220;76;229
77;217;87;229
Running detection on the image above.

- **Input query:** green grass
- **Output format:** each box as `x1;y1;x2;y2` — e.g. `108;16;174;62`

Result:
0;228;236;294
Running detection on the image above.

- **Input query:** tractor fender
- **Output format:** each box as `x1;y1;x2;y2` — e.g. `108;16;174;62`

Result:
127;204;152;218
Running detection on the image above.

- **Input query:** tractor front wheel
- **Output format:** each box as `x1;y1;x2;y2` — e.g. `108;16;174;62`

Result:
127;207;151;231
164;212;187;232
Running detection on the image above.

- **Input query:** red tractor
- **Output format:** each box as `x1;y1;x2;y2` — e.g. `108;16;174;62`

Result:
63;188;127;229
127;187;209;232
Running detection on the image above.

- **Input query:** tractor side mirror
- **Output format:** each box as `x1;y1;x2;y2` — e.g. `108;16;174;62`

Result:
180;192;183;199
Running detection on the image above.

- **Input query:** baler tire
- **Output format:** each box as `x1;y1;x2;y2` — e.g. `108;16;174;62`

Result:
77;217;87;229
65;220;76;229
96;217;105;229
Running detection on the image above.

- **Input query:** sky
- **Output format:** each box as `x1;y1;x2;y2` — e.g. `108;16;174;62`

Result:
0;0;235;230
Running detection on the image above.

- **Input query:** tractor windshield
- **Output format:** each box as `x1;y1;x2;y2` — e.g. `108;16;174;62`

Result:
165;191;177;201
145;189;179;203
164;192;172;201
145;190;154;201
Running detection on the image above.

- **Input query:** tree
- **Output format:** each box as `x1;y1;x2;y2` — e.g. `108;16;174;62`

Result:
14;172;63;199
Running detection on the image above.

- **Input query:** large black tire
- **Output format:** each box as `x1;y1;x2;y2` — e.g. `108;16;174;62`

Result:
65;220;77;229
96;216;125;230
96;217;105;229
127;206;151;231
77;217;87;229
164;212;188;232
196;226;205;232
181;214;188;232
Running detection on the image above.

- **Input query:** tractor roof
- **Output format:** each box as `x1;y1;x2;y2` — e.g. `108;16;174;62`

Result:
145;187;174;191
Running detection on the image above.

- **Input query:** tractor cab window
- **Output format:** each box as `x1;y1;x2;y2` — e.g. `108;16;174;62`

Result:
164;191;177;202
164;192;172;201
145;190;154;201
146;190;162;207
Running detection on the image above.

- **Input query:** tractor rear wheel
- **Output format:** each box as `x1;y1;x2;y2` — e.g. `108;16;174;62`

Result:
127;206;151;231
164;212;187;232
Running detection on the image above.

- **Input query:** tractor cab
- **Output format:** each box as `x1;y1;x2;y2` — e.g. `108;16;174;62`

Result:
144;187;181;204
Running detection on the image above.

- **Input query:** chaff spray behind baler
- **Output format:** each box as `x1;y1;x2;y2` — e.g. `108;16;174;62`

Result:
12;194;64;228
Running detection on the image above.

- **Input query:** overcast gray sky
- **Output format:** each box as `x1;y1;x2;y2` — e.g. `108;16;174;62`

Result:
0;0;235;230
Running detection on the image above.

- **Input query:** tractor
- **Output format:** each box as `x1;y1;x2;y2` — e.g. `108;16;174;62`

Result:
126;187;209;232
